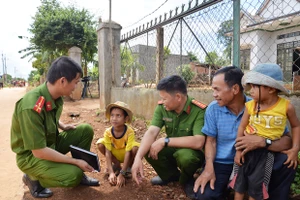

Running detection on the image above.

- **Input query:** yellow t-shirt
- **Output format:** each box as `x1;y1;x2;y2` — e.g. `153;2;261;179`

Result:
245;97;289;140
96;125;140;162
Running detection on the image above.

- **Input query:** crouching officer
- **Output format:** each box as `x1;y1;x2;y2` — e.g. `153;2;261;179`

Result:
132;75;206;197
11;56;99;198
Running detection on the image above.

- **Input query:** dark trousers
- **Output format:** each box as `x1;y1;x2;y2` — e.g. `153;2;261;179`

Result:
195;152;296;200
268;153;296;200
195;163;233;200
145;147;204;185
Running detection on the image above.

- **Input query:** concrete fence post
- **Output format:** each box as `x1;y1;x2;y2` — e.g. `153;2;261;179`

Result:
156;27;164;85
97;19;122;109
68;46;83;100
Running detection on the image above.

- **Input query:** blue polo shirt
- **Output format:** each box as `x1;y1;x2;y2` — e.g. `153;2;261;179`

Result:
201;96;251;164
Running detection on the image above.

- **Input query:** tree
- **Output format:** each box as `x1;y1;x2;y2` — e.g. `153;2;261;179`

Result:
121;46;145;85
21;0;98;76
217;20;233;62
28;70;41;86
177;64;195;84
205;51;227;67
187;51;199;62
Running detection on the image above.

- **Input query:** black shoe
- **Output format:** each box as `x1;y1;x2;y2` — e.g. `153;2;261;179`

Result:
80;174;100;186
184;180;197;200
150;175;179;186
22;174;53;198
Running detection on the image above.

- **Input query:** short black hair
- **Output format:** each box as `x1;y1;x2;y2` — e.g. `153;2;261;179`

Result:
157;75;187;95
47;56;83;84
214;66;244;91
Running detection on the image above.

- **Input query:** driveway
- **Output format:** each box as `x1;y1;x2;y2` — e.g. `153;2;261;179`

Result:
0;87;26;200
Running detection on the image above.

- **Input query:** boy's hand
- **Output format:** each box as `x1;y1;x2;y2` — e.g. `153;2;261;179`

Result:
117;174;126;187
282;148;299;169
108;173;117;185
234;150;244;166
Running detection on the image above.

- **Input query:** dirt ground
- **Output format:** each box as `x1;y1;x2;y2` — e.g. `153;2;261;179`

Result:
21;97;190;200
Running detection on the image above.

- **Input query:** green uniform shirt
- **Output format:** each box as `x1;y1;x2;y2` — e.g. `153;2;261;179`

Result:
151;96;205;137
11;82;63;159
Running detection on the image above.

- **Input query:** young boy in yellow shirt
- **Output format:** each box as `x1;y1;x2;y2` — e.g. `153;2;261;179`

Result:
97;101;140;187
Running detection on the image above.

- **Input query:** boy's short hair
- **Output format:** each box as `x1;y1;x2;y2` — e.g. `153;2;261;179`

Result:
157;75;187;95
47;56;83;84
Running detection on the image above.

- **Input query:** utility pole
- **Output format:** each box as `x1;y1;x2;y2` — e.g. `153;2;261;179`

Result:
1;53;5;83
109;0;115;85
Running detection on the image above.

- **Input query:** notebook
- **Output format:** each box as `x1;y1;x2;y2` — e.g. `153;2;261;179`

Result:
69;145;101;172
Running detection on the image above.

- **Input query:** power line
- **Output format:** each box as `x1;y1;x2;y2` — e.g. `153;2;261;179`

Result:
123;0;169;29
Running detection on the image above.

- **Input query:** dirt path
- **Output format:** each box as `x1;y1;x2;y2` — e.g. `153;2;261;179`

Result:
0;88;26;200
0;88;189;200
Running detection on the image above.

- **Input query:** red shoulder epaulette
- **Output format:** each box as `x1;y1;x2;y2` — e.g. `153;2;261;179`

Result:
192;99;207;109
158;100;163;105
33;96;45;114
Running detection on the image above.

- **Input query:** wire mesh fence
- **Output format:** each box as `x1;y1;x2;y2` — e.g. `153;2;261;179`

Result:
120;0;300;93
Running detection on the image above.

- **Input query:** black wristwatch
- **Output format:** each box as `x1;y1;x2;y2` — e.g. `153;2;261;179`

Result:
120;169;126;176
265;139;272;148
164;137;170;147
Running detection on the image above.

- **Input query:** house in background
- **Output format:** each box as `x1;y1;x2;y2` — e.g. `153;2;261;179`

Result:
239;0;300;82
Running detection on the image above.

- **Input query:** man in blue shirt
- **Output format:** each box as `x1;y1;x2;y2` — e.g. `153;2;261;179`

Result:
190;66;295;200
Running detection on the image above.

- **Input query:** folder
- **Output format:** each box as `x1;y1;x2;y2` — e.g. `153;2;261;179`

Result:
69;145;101;172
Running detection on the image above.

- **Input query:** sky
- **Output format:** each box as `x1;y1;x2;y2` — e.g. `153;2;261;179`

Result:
0;0;189;79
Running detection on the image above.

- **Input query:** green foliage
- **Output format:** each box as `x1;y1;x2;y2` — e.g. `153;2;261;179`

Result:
205;51;228;66
121;46;145;79
187;51;199;62
177;64;195;84
20;0;98;73
30;0;97;53
88;65;99;81
217;20;233;61
28;70;41;85
291;152;300;195
163;46;171;60
121;46;135;76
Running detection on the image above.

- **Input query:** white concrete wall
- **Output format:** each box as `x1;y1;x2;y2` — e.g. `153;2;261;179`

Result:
111;87;300;121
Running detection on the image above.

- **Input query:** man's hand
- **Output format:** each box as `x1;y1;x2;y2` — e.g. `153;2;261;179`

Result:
117;174;126;187
59;120;76;131
235;133;265;156
63;124;76;130
282;148;299;169
131;158;144;185
108;173;117;186
76;159;94;172
193;168;216;194
148;138;164;160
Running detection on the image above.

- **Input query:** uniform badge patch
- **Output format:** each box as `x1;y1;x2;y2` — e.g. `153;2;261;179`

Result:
163;117;172;122
33;96;45;114
46;101;52;111
191;99;207;109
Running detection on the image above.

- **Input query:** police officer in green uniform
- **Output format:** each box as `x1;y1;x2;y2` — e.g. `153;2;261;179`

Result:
131;75;206;193
11;56;99;198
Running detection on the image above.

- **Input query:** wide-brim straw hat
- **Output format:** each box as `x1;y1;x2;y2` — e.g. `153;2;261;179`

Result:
242;63;289;95
105;101;133;123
